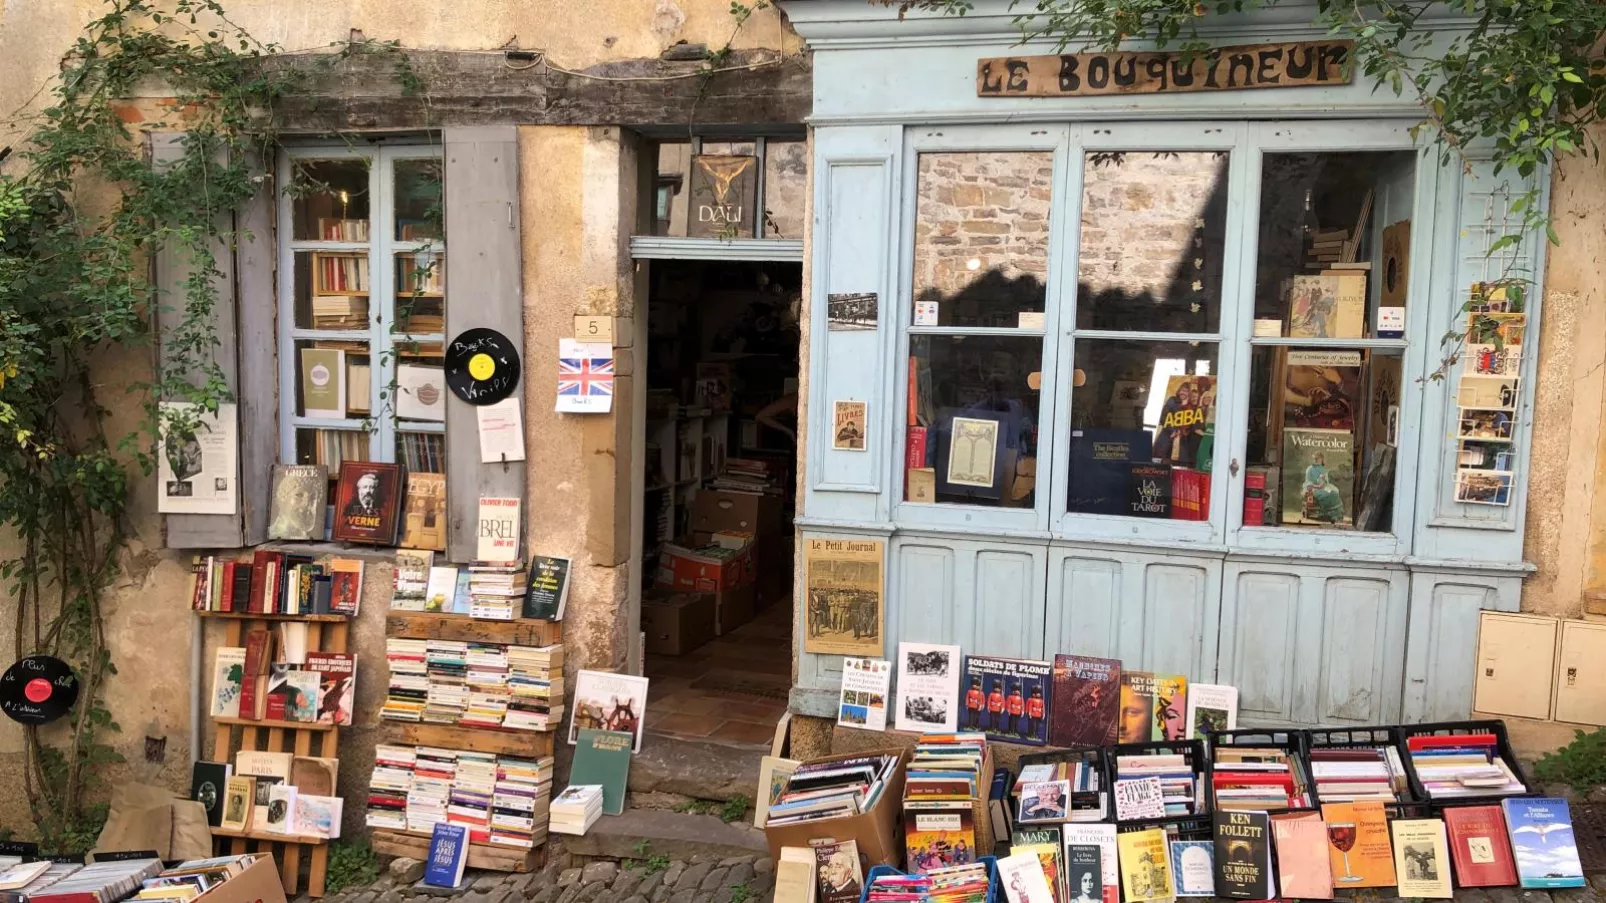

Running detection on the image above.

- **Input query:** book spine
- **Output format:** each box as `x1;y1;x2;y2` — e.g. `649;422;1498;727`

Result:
907;426;927;469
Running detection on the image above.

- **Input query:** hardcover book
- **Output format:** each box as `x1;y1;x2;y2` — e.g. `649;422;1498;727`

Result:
1152;675;1187;741
189;761;231;827
1392;818;1454;898
424;566;459;613
1320;801;1396;888
399;472;447;552
424;823;468;888
1281;427;1355;527
894;642;962;734
1168;840;1214;897
1284;349;1364;431
961;655;1052;745
289;756;339;797
1213;811;1272;899
332;461;404;546
1444;804;1518;887
523;556;572;621
570;729;633;817
907;810;977;873
1062;824;1118;903
567;670;650;753
267;464;328;542
1270;813;1333;899
292;795;343;840
813;839;863;903
1184;684;1238;740
209;647;246;719
1117;827;1174;903
1502;797;1586;889
1118;672;1156;744
303;652;355;726
1127;463;1173;518
1048;654;1121;748
1067;428;1150;515
265;784;297;834
837;657;891;732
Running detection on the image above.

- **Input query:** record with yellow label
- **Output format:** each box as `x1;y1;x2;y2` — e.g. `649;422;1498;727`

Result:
445;328;521;405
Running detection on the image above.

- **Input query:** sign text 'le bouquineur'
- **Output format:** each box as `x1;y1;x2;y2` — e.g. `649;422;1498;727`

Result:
978;41;1353;97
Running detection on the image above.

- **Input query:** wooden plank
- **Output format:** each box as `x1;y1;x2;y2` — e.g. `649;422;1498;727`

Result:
242;726;260;751
213;717;335;732
307;623;324;652
212;826;330;846
225;621;244;646
213;724;232;762
307;845;329;898
371;830;543;873
198;611;351;622
268;727;285;751
388;721;556;758
234;148;275;547
443;126;525;563
323;728;340;760
978;41;1354;98
326;622;349;654
386;612;561;646
280;844;301;895
294;730;313;757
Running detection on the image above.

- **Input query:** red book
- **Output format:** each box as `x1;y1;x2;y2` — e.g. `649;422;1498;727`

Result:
907;426;928;469
219;561;238;612
248;549;272;613
1444;805;1519;887
188;557;208;611
1214;773;1295;788
1407;732;1497;751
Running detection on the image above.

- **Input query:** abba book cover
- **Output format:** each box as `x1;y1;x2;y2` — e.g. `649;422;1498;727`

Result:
1281;428;1354;526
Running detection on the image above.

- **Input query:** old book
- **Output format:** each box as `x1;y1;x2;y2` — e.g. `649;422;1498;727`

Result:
1065;843;1105;903
523;555;572;620
1443;804;1518;887
894;642;961;734
209;647;246;719
250;775;281;833
400;472;447;552
1270;812;1333;899
300;348;345;419
328;558;364;616
1152;675;1187;741
813;839;862;903
219;776;254;832
773;847;817;903
347;359;371;414
424;566;459;613
570;729;632;817
1009;832;1062;899
1049;654;1121;748
265;784;297;834
267;464;328;541
961;655;1052;746
289;756;339;798
1169;840;1214;897
1213;811;1273;899
189;761;231;827
1118;671;1155;744
1281;428;1355;527
292;795;343;840
1502;797;1586;888
1184;683;1238;739
1322;268;1367;338
1062;823;1119;903
1117;827;1174;903
1392;818;1453;898
332;461;404;546
392;549;434;611
998;852;1056;903
1284;349;1364;431
1320;801;1396;888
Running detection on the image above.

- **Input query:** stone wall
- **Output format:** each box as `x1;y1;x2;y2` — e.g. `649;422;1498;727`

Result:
912;151;1053;307
1077;152;1226;305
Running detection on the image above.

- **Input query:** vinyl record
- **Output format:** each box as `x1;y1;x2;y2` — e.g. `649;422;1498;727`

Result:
1;655;79;725
445;328;521;406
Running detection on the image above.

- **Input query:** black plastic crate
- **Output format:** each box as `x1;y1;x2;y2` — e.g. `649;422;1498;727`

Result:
1305;724;1424;813
1397;720;1531;807
1204;728;1319;813
1114;813;1213;841
1015;747;1108;829
1106;739;1210;828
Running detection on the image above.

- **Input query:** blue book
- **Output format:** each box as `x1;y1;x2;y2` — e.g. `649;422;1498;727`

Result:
424;823;468;888
1168;839;1214;896
1502;797;1586;889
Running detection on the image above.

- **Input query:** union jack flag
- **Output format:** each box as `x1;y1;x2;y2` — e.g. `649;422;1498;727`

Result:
558;355;615;397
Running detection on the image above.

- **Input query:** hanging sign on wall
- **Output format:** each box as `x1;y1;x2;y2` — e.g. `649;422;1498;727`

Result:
977;40;1353;97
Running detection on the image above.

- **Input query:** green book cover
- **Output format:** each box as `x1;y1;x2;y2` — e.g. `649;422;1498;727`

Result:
571;728;632;816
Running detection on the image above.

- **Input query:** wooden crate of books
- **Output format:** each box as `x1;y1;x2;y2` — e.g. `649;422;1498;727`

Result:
206;613;349;899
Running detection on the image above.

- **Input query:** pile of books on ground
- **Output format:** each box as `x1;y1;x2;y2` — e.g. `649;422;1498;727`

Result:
505;644;565;730
549;785;603;836
23;858;162;903
865;861;992;902
1309;745;1408;802
1406;731;1526;798
128;855;259;902
447;751;498;841
904;733;987;872
764;753;900;827
382;638;563;734
1115;751;1201;816
707;457;781;495
468;564;526;620
1211;745;1314;811
406;746;458;834
366;744;554;849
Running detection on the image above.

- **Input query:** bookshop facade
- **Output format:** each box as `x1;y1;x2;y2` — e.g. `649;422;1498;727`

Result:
781;1;1545;727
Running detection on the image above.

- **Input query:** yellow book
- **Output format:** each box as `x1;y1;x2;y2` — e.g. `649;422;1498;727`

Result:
1391;819;1453;898
220;775;255;832
1117;827;1174;903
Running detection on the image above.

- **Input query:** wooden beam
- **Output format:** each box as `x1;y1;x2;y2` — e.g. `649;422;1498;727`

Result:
371;830;546;873
385;612;561;646
384;720;557;758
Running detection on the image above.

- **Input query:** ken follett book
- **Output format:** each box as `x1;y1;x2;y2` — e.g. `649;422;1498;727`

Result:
1213;810;1272;899
1502;797;1586;889
424;823;469;888
961;655;1052;746
1049;654;1121;748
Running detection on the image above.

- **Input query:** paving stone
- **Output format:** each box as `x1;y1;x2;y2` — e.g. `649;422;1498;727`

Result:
637;870;664;899
553;887;582;903
621;897;648;903
391;859;427;885
676;862;713;890
580;862;617;886
667;890;697;903
612;869;643;898
557;869;582;888
353;892;378;903
662;863;684;888
753;858;773;876
718;857;752;869
410;880;474;898
649;885;671;903
531;888;559;903
378;891;404;903
573;883;607;903
482;888;512;903
1554;888;1602;903
726;862;754;887
699;867;730;892
750;871;774;897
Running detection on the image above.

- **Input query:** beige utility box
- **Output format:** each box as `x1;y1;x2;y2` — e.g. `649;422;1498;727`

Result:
1473;611;1557;720
1554;619;1606;726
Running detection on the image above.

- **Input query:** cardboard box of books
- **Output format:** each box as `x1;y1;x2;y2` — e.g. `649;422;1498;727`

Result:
763;747;910;870
693;489;784;537
655;534;755;593
714;582;756;636
192;855;287;903
640;591;716;656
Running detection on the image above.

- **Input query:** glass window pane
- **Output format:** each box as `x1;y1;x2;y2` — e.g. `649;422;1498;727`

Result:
1253;151;1416;337
912;152;1053;329
1075;151;1228;332
290;159;370;242
398;431;446;474
762;139;807;239
653;142;690;237
1242;347;1399;531
393;158;443;242
394;251;444;335
295;251;369;331
295;427;370;469
906;334;1042;508
294;339;369;419
394;347;446;426
1067;339;1218;519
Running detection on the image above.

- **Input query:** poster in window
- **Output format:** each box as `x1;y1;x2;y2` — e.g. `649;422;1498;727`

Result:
803;537;884;657
157;402;239;515
946;417;1000;488
1151;375;1215;465
687;155;757;238
1280;428;1354;526
832;400;868;451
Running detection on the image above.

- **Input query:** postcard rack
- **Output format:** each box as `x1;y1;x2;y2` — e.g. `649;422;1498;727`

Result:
201;611;347;898
368;611;563;873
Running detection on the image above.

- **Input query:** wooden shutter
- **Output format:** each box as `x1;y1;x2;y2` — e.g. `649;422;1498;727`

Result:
442;127;525;562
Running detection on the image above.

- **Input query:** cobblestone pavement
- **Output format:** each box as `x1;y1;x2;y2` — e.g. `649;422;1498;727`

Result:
299;846;1606;903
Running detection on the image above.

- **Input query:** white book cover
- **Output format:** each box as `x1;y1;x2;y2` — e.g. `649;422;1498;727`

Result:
234;750;293;780
396;364;447;422
266;784;298;834
998;852;1056;903
567;670;649;753
1063;823;1119;902
1184;684;1239;739
157;402;239;515
475;497;522;563
293;795;344;839
836;657;891;732
210;647;247;718
424;566;459;613
893;642;961;733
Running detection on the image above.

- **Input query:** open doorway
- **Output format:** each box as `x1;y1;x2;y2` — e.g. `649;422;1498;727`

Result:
639;259;801;746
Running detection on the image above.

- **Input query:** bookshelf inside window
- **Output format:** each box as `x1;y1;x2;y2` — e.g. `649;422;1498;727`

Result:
311;252;371;296
290;159;370;242
393;252;444;335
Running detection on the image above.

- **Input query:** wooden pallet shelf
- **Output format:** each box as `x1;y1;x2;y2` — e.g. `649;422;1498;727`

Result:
382;720;557;757
385;612;562;646
209;614;346;899
370;830;545;873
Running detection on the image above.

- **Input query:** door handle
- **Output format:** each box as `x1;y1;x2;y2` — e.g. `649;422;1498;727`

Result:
1229;458;1240;478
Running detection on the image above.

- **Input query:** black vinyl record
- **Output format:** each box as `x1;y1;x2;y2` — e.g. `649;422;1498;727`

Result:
1;655;79;725
445;328;522;406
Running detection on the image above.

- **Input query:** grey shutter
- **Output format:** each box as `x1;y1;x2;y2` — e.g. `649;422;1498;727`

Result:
232;150;277;546
442;127;525;562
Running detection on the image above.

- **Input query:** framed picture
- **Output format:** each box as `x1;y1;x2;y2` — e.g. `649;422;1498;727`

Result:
946;416;1000;488
331;461;404;545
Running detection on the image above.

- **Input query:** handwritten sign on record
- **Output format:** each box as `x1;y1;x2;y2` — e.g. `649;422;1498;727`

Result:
1;655;79;725
1113;776;1169;821
978;41;1353;97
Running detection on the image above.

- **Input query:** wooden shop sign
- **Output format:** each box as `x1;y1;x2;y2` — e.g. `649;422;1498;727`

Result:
977;40;1353;97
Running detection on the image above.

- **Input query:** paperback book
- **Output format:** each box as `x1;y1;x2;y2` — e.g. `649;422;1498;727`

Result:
1184;683;1237;739
1168;840;1214;897
837;658;891;732
895;642;962;733
1213;811;1272;899
1502;797;1586;889
1152;675;1187;741
1116;827;1174;903
1392;818;1454;898
1117;672;1155;743
1270;812;1334;899
522;556;572;620
1061;823;1118;903
1319;801;1396;888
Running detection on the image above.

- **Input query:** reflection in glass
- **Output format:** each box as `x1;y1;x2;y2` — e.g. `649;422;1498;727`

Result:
393;158;443;241
1067;339;1218;519
654;142;690;236
762;140;807;239
1075;151;1229;332
906;334;1042;508
291;159;370;242
394;251;444;335
296;428;370;470
911;152;1053;329
1243;346;1398;531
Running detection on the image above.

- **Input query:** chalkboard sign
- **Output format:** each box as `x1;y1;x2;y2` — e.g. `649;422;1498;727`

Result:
87;851;160;863
0;655;79;725
0;841;39;861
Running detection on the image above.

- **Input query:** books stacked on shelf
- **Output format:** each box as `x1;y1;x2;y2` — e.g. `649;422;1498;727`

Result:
1211;747;1313;811
549;785;604;836
708;457;781;495
468;565;526;621
399;432;445;474
904;733;987;870
311;296;367;330
187;552;363;615
317;254;370;293
447;751;497;842
407;747;459;834
1114;752;1201;817
463;644;511;728
491;756;555;849
303;428;369;469
1306;226;1353;266
318;218;370;242
422;640;469;724
1013;751;1106;823
1407;732;1526;798
864;861;992;902
366;744;416;830
382;638;428;722
1309;746;1408;803
29;859;162;903
505;644;566;731
765;753;900;827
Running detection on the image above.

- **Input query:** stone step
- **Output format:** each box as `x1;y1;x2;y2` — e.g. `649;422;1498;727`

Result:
559;808;769;863
630;733;767;802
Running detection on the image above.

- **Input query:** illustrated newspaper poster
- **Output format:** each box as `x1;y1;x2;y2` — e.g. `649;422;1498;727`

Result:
804;538;885;656
157;402;239;515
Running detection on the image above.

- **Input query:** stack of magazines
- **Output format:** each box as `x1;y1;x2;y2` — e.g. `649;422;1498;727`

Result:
765;753;900;827
864;862;991;902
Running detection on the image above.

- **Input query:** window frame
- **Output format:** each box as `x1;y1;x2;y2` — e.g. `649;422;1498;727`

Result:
889;120;1436;555
276;143;447;470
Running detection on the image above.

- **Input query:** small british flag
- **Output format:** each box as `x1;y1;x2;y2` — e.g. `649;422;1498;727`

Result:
556;351;615;413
